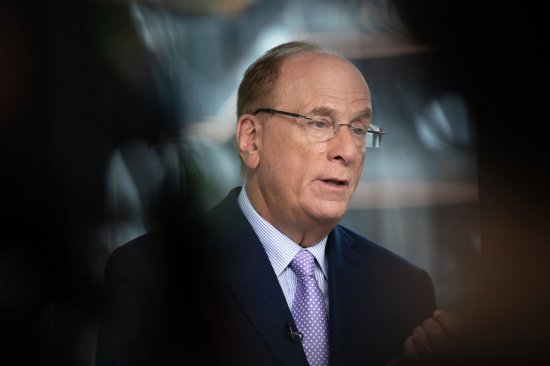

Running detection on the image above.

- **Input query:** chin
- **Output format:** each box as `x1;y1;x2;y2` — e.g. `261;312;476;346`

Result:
310;204;348;223
300;196;349;222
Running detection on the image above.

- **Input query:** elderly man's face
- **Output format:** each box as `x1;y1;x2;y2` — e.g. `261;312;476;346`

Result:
253;53;371;233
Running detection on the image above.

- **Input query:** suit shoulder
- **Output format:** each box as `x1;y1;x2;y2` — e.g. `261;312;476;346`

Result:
335;225;428;274
109;229;164;258
104;229;169;277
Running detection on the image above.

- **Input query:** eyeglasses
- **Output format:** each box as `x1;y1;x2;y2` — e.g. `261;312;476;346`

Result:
254;108;385;148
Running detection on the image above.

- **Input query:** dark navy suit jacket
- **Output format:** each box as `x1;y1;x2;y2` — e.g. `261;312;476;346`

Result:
96;187;436;366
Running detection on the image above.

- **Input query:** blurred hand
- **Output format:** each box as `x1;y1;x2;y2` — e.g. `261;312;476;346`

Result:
402;310;461;364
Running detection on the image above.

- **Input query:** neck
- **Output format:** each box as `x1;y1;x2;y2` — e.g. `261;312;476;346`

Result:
244;183;335;247
290;230;330;248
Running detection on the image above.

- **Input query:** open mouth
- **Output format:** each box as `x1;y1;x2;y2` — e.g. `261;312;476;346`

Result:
322;179;347;186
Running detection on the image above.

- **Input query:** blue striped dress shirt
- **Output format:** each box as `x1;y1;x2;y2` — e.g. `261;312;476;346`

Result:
237;186;329;310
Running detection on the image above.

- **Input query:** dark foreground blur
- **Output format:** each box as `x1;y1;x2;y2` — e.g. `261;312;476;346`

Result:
1;0;549;365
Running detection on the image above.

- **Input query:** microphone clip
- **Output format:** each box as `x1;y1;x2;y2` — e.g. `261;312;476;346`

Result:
287;322;303;343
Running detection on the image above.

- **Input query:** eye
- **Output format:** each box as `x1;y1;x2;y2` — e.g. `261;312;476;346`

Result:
350;121;369;137
309;118;333;130
350;126;367;137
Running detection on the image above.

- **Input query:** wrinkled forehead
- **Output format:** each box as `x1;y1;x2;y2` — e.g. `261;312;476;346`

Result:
275;52;371;110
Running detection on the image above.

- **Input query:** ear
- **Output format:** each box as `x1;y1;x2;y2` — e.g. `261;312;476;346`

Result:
236;114;262;169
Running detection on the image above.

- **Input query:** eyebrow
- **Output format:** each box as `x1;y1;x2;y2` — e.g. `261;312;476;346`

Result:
308;106;372;120
308;106;336;117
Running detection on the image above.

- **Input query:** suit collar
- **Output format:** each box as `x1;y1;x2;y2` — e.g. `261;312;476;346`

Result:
326;226;377;364
205;188;308;365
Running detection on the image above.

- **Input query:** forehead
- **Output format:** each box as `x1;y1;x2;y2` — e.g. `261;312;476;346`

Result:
275;52;371;112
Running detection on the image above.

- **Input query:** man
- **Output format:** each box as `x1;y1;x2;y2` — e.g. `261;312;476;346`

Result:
96;41;456;366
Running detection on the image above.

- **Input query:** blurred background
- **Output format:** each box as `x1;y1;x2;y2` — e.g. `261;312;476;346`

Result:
1;0;548;365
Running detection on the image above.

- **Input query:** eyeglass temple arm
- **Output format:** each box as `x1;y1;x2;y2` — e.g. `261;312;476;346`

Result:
368;129;385;135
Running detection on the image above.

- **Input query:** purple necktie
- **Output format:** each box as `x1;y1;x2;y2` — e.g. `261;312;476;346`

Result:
290;250;329;366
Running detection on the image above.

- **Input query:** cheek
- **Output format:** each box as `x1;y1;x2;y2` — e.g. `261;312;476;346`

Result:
262;134;314;185
267;145;306;180
356;154;366;175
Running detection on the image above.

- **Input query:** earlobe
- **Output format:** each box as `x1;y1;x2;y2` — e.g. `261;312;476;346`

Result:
236;114;261;169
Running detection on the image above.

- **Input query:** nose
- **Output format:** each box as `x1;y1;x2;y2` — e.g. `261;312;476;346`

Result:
327;124;361;164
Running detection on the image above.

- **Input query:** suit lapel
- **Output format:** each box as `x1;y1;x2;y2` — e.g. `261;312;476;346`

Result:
326;226;377;364
206;189;308;365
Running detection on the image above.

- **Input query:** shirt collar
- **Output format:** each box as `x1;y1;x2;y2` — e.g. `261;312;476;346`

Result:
237;186;328;279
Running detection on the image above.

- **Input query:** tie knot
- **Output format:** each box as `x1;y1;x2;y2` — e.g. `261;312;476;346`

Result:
290;250;316;278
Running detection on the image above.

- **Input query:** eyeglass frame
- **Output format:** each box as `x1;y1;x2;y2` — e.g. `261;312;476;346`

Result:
253;108;385;148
